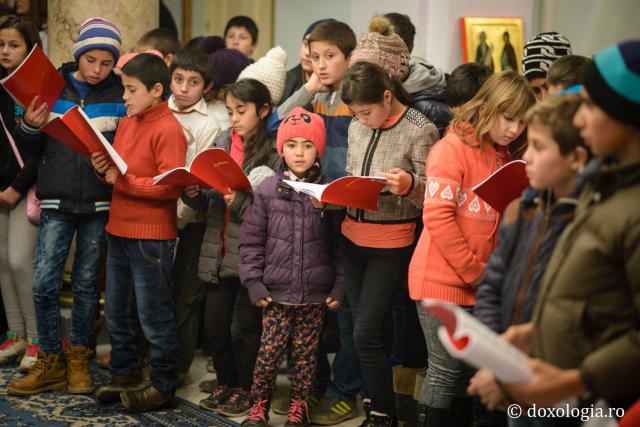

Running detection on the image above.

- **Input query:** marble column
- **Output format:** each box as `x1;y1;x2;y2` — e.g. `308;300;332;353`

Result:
48;0;159;67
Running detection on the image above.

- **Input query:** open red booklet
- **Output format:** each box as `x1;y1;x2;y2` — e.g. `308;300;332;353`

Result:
421;299;533;384
153;148;251;194
41;106;128;174
0;45;65;113
472;160;528;213
283;176;387;211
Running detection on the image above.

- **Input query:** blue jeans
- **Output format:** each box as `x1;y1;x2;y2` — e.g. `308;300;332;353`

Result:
33;210;108;356
105;234;178;395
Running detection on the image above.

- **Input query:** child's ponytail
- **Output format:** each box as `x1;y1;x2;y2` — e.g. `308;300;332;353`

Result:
342;61;413;107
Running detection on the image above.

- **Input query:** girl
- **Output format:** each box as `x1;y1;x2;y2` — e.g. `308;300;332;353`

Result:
339;61;439;427
239;107;344;427
408;70;535;426
0;15;41;372
185;78;279;418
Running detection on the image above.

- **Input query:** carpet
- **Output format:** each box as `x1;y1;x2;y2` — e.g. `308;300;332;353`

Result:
0;361;239;426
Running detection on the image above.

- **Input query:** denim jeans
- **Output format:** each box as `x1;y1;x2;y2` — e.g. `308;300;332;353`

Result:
417;302;475;409
105;234;178;395
341;236;413;416
33;210;108;356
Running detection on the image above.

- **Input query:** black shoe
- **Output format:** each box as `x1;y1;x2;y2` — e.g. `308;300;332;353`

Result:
285;399;310;427
97;372;145;404
359;413;398;427
241;399;270;427
199;384;233;412
120;384;172;413
199;377;220;393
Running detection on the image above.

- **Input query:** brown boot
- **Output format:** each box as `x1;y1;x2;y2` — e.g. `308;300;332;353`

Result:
66;345;94;394
121;384;172;412
7;352;67;396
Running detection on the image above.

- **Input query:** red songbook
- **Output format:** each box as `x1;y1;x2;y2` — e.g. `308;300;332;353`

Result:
283;176;387;210
153;148;251;194
41;106;128;174
472;160;528;213
0;45;65;113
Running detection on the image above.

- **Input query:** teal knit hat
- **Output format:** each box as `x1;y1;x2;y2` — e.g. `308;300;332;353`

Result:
582;40;640;127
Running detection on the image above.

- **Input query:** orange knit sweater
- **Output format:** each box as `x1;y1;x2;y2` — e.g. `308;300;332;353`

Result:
105;101;188;240
408;125;510;305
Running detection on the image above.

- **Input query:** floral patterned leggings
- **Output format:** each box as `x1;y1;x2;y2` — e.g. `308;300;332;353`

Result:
251;302;326;401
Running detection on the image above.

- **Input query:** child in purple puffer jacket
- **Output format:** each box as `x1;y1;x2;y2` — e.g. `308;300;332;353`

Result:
239;107;344;427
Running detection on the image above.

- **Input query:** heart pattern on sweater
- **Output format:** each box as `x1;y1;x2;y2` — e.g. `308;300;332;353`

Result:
457;189;468;207
468;196;481;213
428;181;440;198
440;185;454;201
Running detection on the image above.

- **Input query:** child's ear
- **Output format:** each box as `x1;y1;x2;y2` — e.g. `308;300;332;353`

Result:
151;82;165;99
572;146;590;172
204;81;213;95
258;103;271;119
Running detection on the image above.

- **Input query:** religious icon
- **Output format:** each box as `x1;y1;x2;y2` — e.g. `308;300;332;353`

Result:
461;17;525;74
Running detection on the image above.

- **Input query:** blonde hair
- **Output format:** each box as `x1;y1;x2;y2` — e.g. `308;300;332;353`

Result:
451;70;536;147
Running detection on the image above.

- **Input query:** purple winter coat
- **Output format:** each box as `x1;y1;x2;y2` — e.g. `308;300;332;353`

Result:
239;171;345;305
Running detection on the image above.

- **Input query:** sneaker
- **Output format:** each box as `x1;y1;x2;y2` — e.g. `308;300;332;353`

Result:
362;397;372;419
273;391;321;415
310;394;358;425
199;377;220;393
19;338;39;372
359;412;397;427
286;399;310;427
206;356;215;373
241;399;270;427
65;345;94;394
216;388;253;417
0;331;26;365
7;352;67;396
97;372;145;404
121;384;172;412
199;384;233;412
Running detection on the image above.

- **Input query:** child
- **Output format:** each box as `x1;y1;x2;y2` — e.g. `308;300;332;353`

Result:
275;20;356;180
408;71;535;425
190;78;279;417
340;61;439;426
8;17;126;397
137;27;181;67
239;107;344;427
90;53;187;412
168;47;226;385
472;38;640;415
224;15;259;58
546;54;591;96
473;94;589;335
522;32;572;100
446;62;492;114
0;15;41;372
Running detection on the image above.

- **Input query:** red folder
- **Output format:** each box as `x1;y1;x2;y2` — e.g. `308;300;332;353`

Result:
0;45;65;113
472;160;528;213
153;148;251;194
283;176;387;210
42;106;128;174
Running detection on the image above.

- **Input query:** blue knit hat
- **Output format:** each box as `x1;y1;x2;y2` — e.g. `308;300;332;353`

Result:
582;40;640;127
72;17;121;63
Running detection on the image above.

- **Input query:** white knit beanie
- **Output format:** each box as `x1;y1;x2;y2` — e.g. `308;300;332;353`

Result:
238;46;287;103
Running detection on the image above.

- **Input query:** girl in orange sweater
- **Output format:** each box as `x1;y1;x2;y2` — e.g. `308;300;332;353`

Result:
408;71;535;425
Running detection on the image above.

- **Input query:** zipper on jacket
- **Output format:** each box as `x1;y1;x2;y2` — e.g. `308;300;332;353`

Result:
512;196;551;324
357;129;381;221
299;193;305;303
80;99;85;109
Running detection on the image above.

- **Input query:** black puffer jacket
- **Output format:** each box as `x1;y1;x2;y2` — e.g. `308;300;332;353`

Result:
411;84;453;138
14;62;126;213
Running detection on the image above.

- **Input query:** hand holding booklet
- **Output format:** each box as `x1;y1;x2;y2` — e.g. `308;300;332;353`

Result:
472;160;529;213
41;106;128;174
153;148;251;194
421;299;533;384
283;176;387;210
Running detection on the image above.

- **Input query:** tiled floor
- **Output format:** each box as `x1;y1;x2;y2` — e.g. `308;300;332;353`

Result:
97;344;364;426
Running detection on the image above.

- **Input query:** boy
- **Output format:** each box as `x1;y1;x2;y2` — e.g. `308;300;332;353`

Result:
168;47;224;384
470;39;640;412
546;54;591;96
274;20;356;180
522;32;572;100
445;62;492;114
137;27;181;67
224;15;258;58
8;17;126;397
92;53;188;412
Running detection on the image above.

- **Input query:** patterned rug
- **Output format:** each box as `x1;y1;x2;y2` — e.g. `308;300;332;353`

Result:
0;361;238;426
